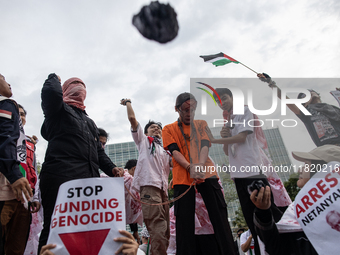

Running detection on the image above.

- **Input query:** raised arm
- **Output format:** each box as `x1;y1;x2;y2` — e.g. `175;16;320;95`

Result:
257;73;302;115
41;73;64;117
121;99;138;131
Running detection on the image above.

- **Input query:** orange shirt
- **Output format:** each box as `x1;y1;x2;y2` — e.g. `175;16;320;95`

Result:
162;120;218;186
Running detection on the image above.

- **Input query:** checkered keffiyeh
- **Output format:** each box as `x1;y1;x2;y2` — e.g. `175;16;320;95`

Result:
140;227;150;238
62;77;86;110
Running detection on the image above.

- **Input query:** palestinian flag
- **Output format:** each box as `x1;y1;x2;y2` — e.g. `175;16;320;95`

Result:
200;52;239;67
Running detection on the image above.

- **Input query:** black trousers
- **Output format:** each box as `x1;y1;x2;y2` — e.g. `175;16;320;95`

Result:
0;201;4;255
174;178;236;255
38;172;75;254
234;176;282;255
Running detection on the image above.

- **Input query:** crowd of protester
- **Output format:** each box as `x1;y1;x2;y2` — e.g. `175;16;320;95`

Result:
1;72;340;255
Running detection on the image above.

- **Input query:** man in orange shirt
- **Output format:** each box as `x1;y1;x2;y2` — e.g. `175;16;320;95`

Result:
162;92;236;255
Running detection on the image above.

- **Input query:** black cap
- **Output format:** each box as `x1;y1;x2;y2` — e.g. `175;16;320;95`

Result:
297;93;306;99
297;89;319;99
175;92;196;108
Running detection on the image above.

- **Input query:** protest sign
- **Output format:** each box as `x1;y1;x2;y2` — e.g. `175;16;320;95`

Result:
47;177;125;255
330;90;340;107
295;161;340;254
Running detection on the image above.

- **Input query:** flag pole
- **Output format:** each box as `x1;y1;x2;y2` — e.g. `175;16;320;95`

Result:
238;62;258;74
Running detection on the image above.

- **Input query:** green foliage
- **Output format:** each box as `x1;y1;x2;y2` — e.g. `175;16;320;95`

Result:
284;173;300;201
232;206;247;229
168;171;174;208
219;171;238;204
219;172;247;230
37;160;42;174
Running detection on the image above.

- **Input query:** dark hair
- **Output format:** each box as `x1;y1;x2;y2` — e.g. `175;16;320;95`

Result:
144;120;162;134
236;228;245;237
18;104;27;116
175;92;196;108
214;88;232;100
125;159;137;170
98;128;109;139
298;89;320;100
237;228;245;233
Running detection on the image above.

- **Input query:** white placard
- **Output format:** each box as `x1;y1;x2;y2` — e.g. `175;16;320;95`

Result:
295;162;340;254
330;90;340;106
47;177;125;255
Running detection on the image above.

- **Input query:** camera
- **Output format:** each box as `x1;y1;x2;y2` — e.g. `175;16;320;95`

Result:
247;180;266;195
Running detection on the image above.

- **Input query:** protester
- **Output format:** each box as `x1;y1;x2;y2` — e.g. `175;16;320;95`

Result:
39;230;143;255
17;104;43;255
38;74;123;252
258;73;340;146
240;229;254;255
138;227;150;254
1;104;41;255
0;75;34;255
167;175;227;254
0;74;32;204
206;88;287;254
234;228;245;255
125;159;137;177
250;145;340;254
125;159;141;243
98;127;109;148
101;158;143;242
162;92;236;255
121;98;171;255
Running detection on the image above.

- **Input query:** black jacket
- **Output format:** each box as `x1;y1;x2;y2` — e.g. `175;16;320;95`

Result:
0;98;23;183
254;207;318;255
40;73;116;178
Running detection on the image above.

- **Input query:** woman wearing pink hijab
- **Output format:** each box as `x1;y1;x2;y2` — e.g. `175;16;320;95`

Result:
38;73;122;253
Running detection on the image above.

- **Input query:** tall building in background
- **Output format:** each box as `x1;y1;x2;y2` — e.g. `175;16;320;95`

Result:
105;141;139;168
264;127;292;182
104;127;292;227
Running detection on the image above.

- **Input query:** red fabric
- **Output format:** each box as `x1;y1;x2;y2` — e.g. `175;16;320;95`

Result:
62;77;86;110
223;54;238;62
147;136;154;145
25;140;37;189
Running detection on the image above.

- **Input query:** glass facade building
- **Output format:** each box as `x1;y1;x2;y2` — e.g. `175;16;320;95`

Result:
105;141;139;168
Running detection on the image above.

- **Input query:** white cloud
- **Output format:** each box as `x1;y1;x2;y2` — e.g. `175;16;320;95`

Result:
1;0;339;165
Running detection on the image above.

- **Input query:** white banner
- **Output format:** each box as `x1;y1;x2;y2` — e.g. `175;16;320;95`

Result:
330;90;340;107
47;177;125;255
295;161;340;254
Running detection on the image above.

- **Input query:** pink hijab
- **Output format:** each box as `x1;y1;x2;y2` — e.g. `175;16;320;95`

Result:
62;77;86;110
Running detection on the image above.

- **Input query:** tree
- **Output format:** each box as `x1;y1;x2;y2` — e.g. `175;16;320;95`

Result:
284;173;300;201
232;206;247;229
223;177;238;204
168;171;174;208
37;160;42;174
